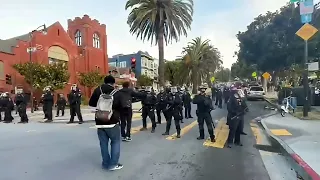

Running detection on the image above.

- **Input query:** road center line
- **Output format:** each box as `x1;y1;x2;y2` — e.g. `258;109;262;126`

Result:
203;118;229;148
166;120;198;140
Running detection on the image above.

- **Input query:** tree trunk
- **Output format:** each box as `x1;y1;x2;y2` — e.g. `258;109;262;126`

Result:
158;26;165;87
192;69;198;94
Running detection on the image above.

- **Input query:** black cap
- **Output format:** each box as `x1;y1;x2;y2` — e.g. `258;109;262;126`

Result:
104;75;115;84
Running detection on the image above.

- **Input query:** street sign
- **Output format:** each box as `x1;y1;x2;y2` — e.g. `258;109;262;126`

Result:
262;72;271;79
251;72;257;77
296;23;318;41
210;77;215;82
301;13;312;23
300;0;314;15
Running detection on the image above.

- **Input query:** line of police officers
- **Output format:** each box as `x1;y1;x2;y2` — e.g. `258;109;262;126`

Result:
0;84;83;124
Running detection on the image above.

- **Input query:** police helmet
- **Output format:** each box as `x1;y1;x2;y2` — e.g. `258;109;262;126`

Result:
145;86;152;92
171;87;178;94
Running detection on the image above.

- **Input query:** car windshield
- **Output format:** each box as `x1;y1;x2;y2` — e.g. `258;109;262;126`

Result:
250;87;263;91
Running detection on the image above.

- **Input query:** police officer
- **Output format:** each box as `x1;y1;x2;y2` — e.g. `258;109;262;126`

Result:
56;94;66;117
226;90;248;148
182;88;193;119
0;93;4;121
162;87;182;138
140;87;157;133
156;87;166;124
43;86;54;123
193;86;215;142
215;87;223;108
223;86;230;104
68;84;83;124
33;97;39;111
2;92;14;123
40;91;47;119
177;87;184;123
15;90;28;123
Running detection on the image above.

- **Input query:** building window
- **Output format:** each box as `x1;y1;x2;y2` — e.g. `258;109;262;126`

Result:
93;33;100;48
49;58;67;66
75;30;82;46
119;61;126;68
0;61;4;80
108;62;116;67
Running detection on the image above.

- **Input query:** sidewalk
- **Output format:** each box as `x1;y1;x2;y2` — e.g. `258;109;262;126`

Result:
259;113;320;180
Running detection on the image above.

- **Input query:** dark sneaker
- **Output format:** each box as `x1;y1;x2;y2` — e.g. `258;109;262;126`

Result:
78;121;83;124
126;137;132;142
241;132;247;135
197;137;204;140
176;134;181;138
211;138;216;143
67;121;73;124
140;127;147;131
162;132;169;135
122;137;127;141
151;129;155;133
109;164;123;171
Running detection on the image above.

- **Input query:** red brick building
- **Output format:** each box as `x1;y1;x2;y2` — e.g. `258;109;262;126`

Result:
0;15;109;98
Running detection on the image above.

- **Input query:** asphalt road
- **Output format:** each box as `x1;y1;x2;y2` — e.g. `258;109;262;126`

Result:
0;100;298;180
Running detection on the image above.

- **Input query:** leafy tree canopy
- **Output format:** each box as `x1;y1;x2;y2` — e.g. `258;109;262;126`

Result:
137;75;153;87
78;70;104;88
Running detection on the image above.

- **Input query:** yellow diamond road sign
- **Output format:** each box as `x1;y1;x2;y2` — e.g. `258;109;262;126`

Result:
262;72;271;80
296;23;318;41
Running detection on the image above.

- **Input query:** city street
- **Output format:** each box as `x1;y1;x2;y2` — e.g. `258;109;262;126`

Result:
0;101;298;180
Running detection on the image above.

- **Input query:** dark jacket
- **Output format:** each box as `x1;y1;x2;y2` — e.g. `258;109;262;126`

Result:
182;92;192;104
89;84;121;125
117;87;145;109
15;94;26;107
56;97;67;107
68;91;81;105
193;94;213;113
43;92;54;106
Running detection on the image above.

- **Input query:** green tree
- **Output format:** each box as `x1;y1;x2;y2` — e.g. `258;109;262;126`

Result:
125;0;194;87
164;60;183;86
137;75;153;86
78;70;104;90
215;68;231;82
44;63;70;90
179;37;222;93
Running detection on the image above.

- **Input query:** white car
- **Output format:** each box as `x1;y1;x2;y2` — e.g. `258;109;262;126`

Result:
247;86;264;100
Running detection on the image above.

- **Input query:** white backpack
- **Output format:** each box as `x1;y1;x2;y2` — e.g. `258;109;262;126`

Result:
95;87;118;122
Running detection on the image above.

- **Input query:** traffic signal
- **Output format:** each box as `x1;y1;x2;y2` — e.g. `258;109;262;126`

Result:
131;58;136;72
5;74;12;85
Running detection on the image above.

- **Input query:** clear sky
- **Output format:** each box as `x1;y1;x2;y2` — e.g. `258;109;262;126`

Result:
1;0;291;68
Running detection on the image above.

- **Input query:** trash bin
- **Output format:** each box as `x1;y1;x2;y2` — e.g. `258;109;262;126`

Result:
289;97;297;109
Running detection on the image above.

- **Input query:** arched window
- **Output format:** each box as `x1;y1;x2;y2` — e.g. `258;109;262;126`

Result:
93;33;100;48
75;30;82;46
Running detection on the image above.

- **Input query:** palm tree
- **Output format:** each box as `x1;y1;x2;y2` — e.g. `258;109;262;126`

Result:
125;0;194;87
178;37;222;93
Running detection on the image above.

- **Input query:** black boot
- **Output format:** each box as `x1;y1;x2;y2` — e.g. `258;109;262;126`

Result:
176;129;181;138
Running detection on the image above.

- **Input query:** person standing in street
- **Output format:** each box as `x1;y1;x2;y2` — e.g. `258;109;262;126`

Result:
89;75;123;171
56;94;66;117
156;87;166;124
215;87;223;108
2;92;14;123
140;87;157;133
43;86;54;123
15;90;28;124
118;81;145;142
183;88;193;119
68;84;83;124
0;93;4;121
193;86;215;142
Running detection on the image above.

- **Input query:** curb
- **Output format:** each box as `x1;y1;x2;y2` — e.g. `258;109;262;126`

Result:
258;114;320;180
264;97;280;110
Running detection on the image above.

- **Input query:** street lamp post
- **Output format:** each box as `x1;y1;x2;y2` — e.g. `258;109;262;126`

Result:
27;24;47;113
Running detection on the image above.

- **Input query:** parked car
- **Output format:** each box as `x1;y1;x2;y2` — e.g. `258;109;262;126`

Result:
247;86;264;100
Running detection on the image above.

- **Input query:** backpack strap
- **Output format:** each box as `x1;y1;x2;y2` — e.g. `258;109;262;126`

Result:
99;86;104;95
110;89;118;96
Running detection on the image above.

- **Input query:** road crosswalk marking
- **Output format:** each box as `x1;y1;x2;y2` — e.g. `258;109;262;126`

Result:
203;118;229;148
166;120;198;140
270;129;292;136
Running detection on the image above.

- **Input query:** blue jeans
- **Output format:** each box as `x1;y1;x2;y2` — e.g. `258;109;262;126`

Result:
97;125;121;169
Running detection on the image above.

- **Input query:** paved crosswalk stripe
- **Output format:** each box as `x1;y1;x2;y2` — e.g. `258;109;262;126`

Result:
166;120;198;140
250;122;262;145
270;129;292;136
203;118;229;148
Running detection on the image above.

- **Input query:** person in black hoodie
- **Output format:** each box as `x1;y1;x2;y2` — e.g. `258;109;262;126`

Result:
89;75;123;171
43;86;54;123
2;92;14;123
15;90;28;123
68;85;83;124
56;94;66;117
182;88;193;119
118;81;145;142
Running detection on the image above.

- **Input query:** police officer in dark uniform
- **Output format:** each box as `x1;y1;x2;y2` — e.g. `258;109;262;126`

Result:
156;87;166;124
56;94;66;117
193;86;215;142
40;91;47;119
162;87;182;138
43;86;54;123
68;84;83;124
226;89;248;148
16;90;28;123
223;86;230;104
183;88;193;119
140;87;157;133
33;97;39;111
215;87;223;108
2;92;14;123
0;93;4;121
177;87;184;123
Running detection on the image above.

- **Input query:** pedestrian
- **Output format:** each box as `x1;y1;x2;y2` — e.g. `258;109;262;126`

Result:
193;86;215;142
89;75;123;171
156;87;166;124
215;87;223;108
223;87;230;104
33;97;39;111
43;86;54;123
0;93;4;121
67;84;83;124
182;88;193;119
56;94;66;117
140;87;157;133
162;87;182;138
226;90;248;148
118;81;145;141
15;90;28;124
40;92;47;119
2;92;14;123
